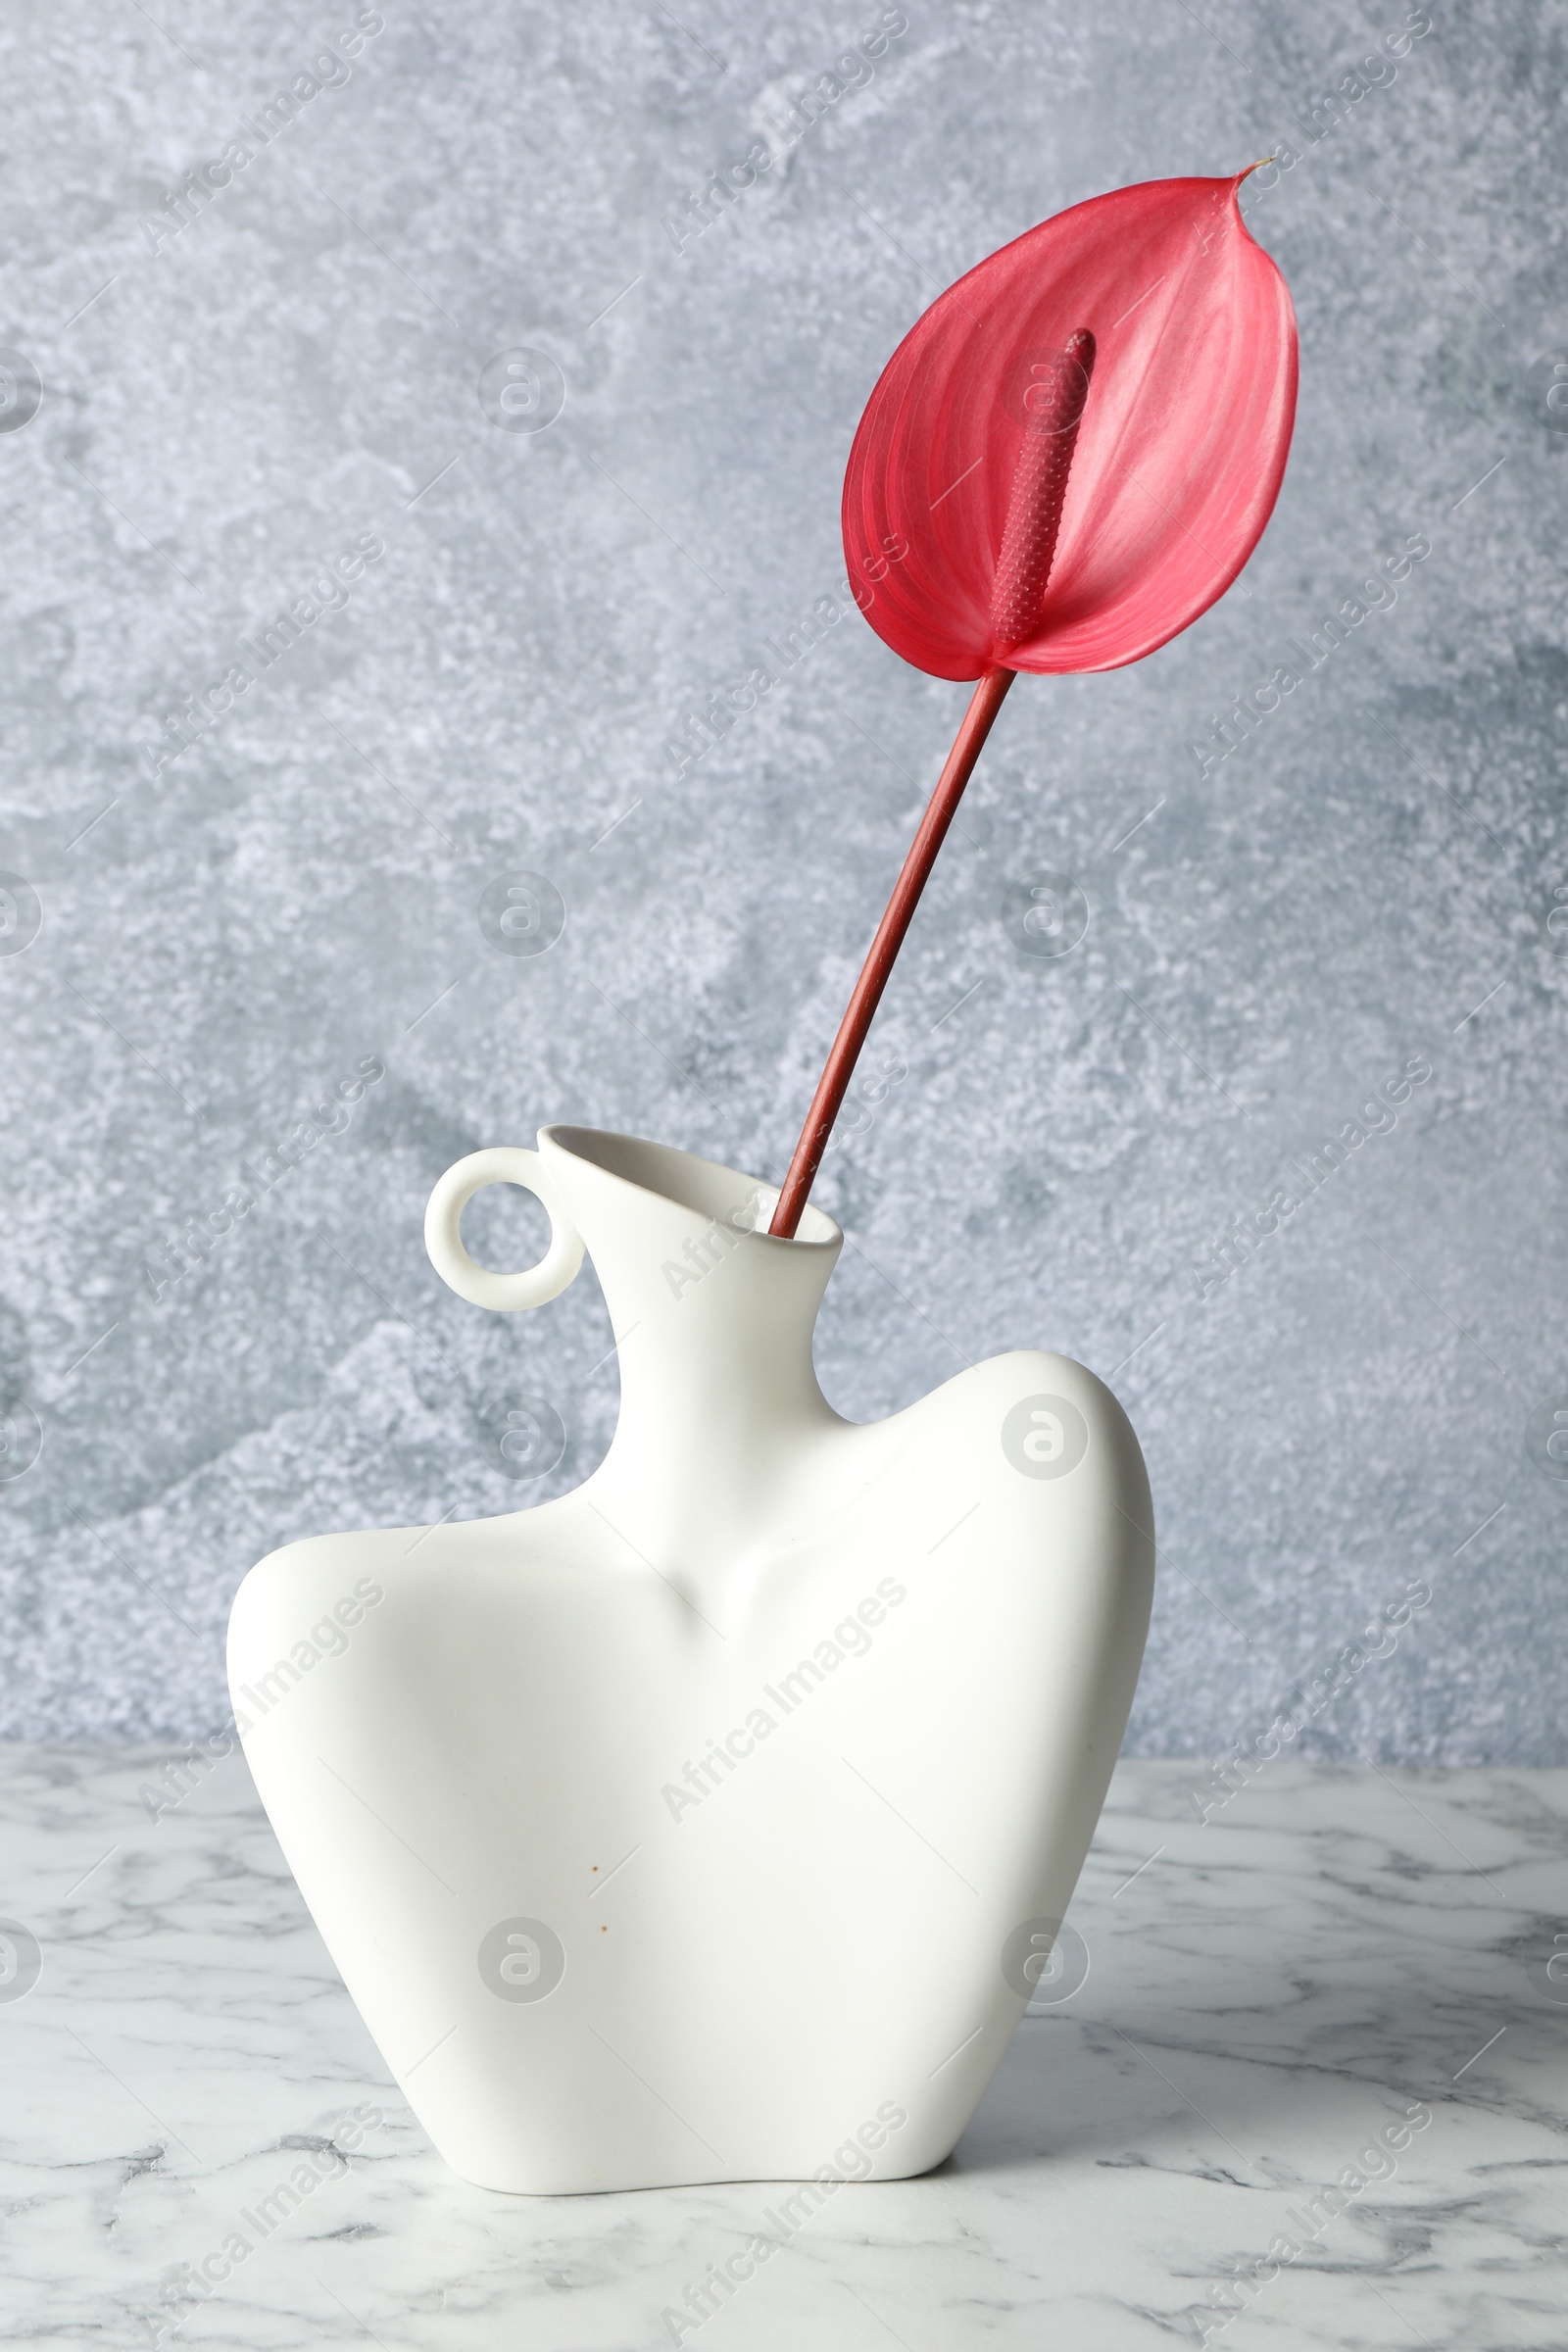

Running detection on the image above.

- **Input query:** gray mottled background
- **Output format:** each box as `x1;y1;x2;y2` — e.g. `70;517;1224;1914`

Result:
1;0;1564;1757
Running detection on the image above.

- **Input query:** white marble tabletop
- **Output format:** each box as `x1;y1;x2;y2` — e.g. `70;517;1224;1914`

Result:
3;1746;1564;2351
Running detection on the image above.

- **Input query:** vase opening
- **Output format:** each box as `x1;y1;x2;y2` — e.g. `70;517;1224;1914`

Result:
543;1125;841;1251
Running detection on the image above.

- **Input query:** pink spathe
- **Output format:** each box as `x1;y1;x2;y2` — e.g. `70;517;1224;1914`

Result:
842;172;1298;679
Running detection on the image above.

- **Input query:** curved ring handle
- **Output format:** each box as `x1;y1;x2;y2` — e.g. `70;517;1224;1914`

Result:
423;1148;584;1312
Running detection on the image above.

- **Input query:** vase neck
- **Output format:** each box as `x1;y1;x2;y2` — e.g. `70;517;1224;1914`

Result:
537;1130;845;1567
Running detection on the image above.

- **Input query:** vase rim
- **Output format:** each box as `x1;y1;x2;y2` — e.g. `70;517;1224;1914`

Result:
539;1124;843;1252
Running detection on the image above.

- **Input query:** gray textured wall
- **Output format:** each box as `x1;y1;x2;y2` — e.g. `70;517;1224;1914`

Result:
1;1;1564;1757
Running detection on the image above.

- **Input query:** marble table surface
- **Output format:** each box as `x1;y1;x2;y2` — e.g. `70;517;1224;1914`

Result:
3;1748;1565;2351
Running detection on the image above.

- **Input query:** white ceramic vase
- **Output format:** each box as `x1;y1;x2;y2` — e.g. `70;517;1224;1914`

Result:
228;1126;1153;2193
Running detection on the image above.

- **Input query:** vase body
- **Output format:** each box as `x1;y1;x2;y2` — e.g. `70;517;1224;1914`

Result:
228;1126;1153;2193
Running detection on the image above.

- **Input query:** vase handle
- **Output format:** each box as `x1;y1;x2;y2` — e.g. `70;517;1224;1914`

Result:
423;1148;585;1312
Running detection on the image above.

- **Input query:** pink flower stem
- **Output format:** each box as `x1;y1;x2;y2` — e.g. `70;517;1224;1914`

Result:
768;663;1015;1240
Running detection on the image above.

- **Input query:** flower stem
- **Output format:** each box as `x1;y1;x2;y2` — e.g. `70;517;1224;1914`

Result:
768;663;1015;1239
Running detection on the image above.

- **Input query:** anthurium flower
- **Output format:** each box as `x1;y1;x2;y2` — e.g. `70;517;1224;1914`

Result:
770;172;1297;1235
842;172;1298;680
